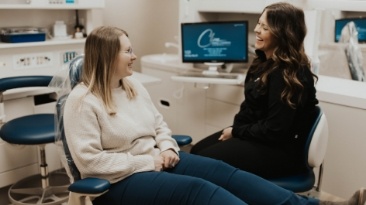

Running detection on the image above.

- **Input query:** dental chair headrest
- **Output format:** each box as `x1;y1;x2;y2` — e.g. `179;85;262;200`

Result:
69;55;84;89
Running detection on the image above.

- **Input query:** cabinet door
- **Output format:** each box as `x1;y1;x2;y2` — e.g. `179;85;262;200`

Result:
319;101;366;199
205;84;244;136
141;68;180;134
174;82;206;143
141;67;207;143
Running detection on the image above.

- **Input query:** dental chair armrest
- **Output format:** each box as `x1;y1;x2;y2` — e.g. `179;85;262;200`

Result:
68;177;111;194
172;135;192;146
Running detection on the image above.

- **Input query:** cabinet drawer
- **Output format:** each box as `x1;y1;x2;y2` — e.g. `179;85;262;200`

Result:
0;141;38;173
0;163;38;188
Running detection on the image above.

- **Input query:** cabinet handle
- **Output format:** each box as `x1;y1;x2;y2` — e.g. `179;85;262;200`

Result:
159;99;170;107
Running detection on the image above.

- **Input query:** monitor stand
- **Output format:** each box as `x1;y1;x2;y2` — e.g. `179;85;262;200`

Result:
202;62;224;75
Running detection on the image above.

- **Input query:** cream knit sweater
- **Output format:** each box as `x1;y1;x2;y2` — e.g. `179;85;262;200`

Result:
63;76;179;183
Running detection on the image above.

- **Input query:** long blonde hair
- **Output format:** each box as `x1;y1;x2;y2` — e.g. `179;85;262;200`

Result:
82;26;137;114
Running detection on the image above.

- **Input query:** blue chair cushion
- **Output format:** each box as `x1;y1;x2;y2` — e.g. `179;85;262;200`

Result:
172;135;192;146
68;177;111;194
0;114;55;145
0;76;53;92
269;169;315;193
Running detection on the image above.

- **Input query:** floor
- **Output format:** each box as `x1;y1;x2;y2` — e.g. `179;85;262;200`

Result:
0;185;10;205
0;169;69;205
301;191;345;202
0;146;345;205
0;187;345;205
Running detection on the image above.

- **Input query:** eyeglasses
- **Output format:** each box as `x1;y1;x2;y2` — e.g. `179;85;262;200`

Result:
122;48;134;55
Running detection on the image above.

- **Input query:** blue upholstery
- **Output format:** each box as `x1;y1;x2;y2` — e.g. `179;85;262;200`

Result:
172;134;192;146
0;76;55;145
0;76;53;92
68;178;111;194
0;114;55;145
269;169;315;193
269;106;327;193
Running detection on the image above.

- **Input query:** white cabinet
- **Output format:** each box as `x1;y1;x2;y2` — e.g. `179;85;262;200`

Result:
0;0;104;77
141;54;207;143
0;0;104;189
141;54;245;143
205;84;244;134
319;101;366;199
315;75;366;198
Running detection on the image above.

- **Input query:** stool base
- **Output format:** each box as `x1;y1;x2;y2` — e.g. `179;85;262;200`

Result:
8;171;69;205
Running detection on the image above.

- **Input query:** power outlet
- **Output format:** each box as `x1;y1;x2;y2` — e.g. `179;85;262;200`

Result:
0;61;6;68
13;52;54;70
62;51;81;64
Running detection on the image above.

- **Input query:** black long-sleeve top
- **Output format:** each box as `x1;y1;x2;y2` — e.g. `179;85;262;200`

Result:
232;55;318;146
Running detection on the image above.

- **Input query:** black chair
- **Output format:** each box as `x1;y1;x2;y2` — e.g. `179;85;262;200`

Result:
55;55;192;205
0;76;69;205
269;105;329;194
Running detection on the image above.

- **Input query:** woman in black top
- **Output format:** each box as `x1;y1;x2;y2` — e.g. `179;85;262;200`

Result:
191;2;319;179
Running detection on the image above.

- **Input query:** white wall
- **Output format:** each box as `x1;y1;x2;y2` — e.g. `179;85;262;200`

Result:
102;0;180;71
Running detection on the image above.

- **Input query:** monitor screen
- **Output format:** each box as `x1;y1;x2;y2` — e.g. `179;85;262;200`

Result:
181;21;248;63
335;17;366;42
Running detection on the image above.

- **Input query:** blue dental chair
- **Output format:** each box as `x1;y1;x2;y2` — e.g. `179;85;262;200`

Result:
55;55;192;205
269;105;329;194
0;76;69;205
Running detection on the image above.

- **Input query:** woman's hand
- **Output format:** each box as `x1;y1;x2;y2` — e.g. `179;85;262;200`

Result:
153;155;164;171
218;127;233;141
160;149;180;169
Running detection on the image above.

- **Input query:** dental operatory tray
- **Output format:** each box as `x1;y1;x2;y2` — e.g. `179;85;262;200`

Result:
171;70;245;85
0;27;47;43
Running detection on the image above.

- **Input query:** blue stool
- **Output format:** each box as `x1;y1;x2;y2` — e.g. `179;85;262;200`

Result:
0;76;69;205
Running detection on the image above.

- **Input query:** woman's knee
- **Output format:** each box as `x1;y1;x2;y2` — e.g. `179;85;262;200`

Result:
177;177;246;205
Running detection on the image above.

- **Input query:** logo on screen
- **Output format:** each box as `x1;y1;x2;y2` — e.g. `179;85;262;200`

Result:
197;29;231;48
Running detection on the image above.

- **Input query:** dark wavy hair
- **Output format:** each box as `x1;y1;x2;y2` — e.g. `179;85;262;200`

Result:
250;2;317;108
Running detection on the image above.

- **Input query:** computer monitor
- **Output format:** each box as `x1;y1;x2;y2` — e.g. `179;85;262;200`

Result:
335;17;366;43
181;21;248;74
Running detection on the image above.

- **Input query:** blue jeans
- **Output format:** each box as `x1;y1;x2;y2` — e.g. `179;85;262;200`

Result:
93;151;319;205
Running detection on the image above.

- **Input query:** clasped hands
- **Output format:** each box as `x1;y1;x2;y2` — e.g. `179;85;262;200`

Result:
154;149;180;171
